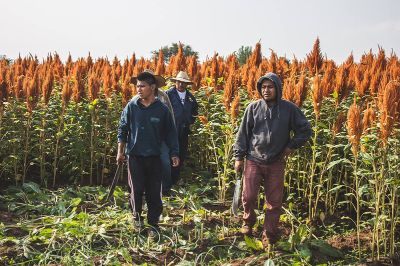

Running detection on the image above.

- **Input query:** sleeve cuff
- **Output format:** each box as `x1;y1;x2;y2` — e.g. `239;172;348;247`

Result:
117;138;127;143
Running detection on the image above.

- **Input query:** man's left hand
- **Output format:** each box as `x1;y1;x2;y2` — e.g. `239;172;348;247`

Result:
279;147;293;162
171;156;180;167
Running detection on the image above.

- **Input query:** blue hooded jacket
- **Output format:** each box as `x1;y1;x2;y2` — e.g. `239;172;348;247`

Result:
234;72;311;164
118;97;179;157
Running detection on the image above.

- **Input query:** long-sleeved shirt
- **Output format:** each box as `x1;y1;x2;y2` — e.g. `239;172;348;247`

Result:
118;97;179;157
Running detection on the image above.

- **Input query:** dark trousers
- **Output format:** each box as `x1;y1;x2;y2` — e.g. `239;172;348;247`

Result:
127;155;162;226
171;130;189;184
242;159;285;236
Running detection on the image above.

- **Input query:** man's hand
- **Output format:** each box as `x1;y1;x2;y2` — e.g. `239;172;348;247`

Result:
279;147;293;162
116;142;126;165
116;152;125;165
234;160;244;173
171;156;180;167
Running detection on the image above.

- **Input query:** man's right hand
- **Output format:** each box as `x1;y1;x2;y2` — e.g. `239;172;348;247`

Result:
117;142;126;165
234;160;244;173
116;153;125;165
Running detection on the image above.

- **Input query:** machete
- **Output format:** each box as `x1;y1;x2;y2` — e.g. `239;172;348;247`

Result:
231;170;243;216
105;163;124;202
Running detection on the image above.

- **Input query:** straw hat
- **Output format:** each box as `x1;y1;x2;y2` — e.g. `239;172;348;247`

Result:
170;71;193;84
130;69;166;88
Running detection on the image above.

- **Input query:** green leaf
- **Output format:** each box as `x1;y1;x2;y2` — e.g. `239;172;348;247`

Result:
358;184;368;196
276;241;291;252
56;201;66;215
326;159;344;170
22;182;42;194
298;244;312;261
244;235;263;251
70;198;82;207
113;186;125;199
328;185;345;193
91;99;99;106
62;218;80;229
39;228;53;238
76;212;89;221
217;148;224;157
310;239;344;258
297;224;308;241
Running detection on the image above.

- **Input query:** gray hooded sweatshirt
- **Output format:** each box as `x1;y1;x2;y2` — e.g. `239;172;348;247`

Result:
234;72;311;164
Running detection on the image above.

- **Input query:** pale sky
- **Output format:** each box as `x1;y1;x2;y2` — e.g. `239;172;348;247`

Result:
1;0;399;63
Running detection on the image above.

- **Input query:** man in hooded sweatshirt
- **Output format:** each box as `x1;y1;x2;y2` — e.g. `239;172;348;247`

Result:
234;72;311;246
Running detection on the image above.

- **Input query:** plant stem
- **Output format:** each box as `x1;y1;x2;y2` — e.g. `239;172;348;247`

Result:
101;101;110;185
354;154;361;261
53;106;65;187
40;108;47;187
389;137;398;257
90;108;95;185
22;113;32;184
371;153;378;261
313;137;334;218
308;116;318;221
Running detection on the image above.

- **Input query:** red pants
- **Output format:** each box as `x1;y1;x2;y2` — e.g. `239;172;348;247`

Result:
242;159;285;236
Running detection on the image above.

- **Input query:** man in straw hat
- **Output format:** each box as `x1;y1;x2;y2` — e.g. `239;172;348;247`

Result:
234;72;311;247
166;71;198;185
117;70;179;233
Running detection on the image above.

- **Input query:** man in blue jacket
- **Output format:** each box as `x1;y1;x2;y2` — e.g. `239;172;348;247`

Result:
234;72;311;247
131;70;176;196
166;71;198;185
117;71;179;232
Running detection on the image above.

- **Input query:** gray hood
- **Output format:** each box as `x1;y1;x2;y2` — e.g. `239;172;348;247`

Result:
256;72;283;101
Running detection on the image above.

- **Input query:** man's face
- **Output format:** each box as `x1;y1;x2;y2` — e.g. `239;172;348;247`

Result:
136;80;155;100
261;79;277;102
175;81;187;92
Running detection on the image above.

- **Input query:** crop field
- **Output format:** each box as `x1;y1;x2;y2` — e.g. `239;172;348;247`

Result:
0;40;399;265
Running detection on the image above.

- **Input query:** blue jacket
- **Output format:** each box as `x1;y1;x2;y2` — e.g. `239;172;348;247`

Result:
166;87;198;136
118;98;179;157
